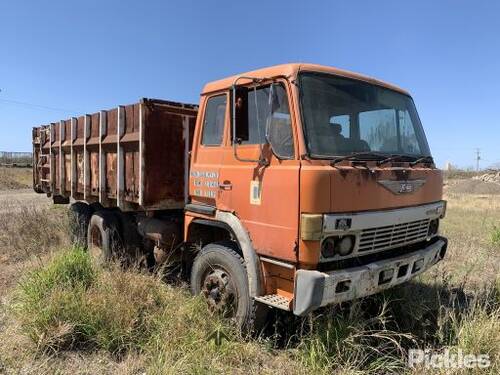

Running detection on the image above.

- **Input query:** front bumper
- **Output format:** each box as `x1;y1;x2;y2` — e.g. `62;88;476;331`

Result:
293;237;447;316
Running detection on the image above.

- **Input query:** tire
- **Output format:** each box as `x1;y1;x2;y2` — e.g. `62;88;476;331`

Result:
190;241;268;333
87;210;122;263
68;202;94;249
90;202;104;212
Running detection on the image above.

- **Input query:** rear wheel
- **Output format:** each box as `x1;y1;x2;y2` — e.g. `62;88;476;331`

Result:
68;202;93;249
190;241;268;333
87;211;122;264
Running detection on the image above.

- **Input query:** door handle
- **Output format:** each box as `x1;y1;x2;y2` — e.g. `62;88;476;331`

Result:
219;181;232;190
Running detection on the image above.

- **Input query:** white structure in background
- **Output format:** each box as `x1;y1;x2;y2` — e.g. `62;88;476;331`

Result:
444;161;454;171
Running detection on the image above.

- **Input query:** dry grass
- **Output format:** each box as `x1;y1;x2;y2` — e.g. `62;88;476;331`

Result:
0;202;68;299
442;170;486;181
433;191;500;286
446;179;500;195
0;204;67;262
0;167;32;190
3;248;306;374
0;180;498;374
3;248;498;374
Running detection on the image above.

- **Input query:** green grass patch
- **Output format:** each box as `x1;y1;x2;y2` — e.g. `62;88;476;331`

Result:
14;248;195;354
491;226;500;246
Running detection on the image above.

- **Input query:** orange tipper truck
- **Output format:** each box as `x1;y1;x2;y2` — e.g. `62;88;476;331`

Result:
32;63;447;330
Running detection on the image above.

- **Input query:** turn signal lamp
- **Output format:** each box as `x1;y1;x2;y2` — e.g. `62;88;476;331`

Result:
301;214;323;240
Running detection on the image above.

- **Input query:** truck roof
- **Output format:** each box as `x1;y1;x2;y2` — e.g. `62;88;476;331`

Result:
202;63;409;96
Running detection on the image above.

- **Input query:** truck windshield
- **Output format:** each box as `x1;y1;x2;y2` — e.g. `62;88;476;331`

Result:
299;72;431;159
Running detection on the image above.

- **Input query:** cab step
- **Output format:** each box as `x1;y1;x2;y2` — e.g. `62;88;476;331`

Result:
254;294;291;311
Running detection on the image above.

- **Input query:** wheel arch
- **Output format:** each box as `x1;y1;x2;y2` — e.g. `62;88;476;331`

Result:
185;211;263;298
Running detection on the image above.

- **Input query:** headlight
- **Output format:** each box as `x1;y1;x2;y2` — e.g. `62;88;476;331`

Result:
336;236;355;256
321;235;356;258
321;237;336;258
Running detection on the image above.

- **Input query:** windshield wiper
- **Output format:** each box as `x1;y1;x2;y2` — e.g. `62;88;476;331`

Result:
376;154;417;166
409;155;434;166
330;152;386;166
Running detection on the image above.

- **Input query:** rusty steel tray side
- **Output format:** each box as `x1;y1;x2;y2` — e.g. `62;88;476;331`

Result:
33;99;198;212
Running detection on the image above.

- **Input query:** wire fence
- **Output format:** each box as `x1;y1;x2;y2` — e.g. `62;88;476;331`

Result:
0;151;33;167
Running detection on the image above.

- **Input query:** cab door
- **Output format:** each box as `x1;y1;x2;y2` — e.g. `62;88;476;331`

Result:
218;82;300;262
189;93;228;208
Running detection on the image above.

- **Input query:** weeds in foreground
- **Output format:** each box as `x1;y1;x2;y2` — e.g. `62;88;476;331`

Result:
295;301;415;373
11;248;300;373
8;248;499;374
15;248;185;354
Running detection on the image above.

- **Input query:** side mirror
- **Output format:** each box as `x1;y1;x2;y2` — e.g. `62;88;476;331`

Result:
265;83;277;145
265;83;294;160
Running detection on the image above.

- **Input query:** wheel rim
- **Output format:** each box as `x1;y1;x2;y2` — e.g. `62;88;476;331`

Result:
89;225;103;260
201;267;237;318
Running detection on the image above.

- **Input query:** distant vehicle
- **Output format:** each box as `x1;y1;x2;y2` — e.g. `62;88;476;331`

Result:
32;63;448;330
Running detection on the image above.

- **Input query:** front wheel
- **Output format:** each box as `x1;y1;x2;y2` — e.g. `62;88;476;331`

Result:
190;241;268;333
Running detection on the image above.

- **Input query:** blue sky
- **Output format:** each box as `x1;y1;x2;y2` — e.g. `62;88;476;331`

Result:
1;0;498;168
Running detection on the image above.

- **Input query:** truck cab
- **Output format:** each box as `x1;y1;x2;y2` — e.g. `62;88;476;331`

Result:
186;63;447;320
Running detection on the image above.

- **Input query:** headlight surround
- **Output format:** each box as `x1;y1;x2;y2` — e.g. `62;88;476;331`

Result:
321;235;356;258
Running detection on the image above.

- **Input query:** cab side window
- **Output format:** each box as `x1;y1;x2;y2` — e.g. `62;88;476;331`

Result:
201;95;226;146
234;84;294;158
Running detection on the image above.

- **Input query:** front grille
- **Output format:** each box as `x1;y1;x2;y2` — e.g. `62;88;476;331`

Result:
358;219;430;253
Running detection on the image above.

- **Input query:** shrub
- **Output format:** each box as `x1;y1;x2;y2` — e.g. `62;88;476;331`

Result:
14;248;177;353
18;248;96;303
15;248;97;349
